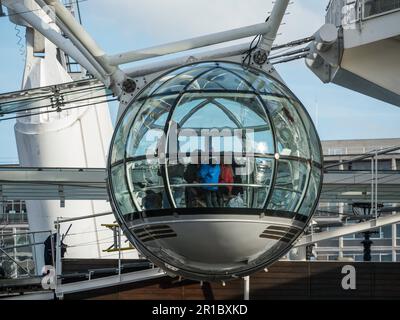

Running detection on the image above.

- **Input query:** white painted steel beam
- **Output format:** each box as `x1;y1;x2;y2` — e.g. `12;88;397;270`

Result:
0;168;399;202
124;42;252;78
107;22;274;66
260;0;290;52
111;0;289;66
0;167;107;200
3;292;55;300
3;1;105;82
38;0;115;75
0;167;106;184
295;213;400;247
56;268;165;297
31;0;125;95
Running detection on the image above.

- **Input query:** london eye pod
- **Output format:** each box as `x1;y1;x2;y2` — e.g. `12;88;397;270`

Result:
107;61;323;281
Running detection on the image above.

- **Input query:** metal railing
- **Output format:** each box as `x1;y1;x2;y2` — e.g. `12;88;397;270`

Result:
0;211;143;280
0;212;28;225
0;230;53;279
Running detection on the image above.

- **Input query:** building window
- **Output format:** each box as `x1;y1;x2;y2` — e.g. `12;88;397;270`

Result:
354;255;364;262
328;255;339;261
328;148;345;156
350;160;371;171
381;253;393;262
378;160;393;171
0;200;28;224
363;0;400;18
324;161;349;171
381;225;392;239
371;254;380;262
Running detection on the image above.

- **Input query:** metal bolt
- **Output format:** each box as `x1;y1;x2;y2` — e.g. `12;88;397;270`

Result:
122;78;137;93
253;49;268;65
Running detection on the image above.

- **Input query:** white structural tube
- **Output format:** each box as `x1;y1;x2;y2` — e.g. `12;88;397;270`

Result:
38;0;116;75
260;0;290;52
243;276;250;300
295;213;400;247
13;26;123;274
3;0;105;82
124;42;251;78
108;0;290;66
3;3;138;274
108;22;273;66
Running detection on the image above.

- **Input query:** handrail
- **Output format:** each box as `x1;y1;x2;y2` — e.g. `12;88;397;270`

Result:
55;211;113;224
0;230;53;279
324;145;400;169
0;229;52;237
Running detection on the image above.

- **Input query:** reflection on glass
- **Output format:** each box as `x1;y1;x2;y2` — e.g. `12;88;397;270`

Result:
170;185;256;209
159;157;273;210
216;64;279;95
264;96;310;159
253;158;274;208
111;164;135;215
298;166;321;216
143;65;193;96
170;93;274;157
187;67;252;91
126;94;178;158
111;102;140;164
268;160;308;212
126;160;169;211
154;66;215;95
291;100;322;164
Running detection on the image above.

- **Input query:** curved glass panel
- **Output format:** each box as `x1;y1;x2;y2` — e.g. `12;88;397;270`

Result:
291;100;322;164
126;160;169;211
186;67;252;91
298;165;321;216
170;93;274;155
111;164;135;215
111;102;141;164
166;156;273;209
126;94;178;158
263;96;310;159
267;160;309;212
153;65;215;95
252;158;274;208
142;65;194;97
218;64;280;95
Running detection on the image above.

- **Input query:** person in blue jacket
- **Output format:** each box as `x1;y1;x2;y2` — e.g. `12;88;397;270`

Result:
198;159;221;207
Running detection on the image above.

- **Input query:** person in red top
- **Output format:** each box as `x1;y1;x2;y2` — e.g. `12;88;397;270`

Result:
218;160;234;207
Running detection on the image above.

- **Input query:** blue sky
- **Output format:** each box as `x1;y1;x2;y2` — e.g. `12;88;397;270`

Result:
0;0;399;163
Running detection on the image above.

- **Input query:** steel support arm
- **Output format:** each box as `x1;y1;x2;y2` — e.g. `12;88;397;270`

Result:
55;268;165;296
260;0;290;53
3;0;105;82
109;0;290;66
107;22;274;66
124;42;251;78
39;0;115;75
295;213;400;247
34;0;127;95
